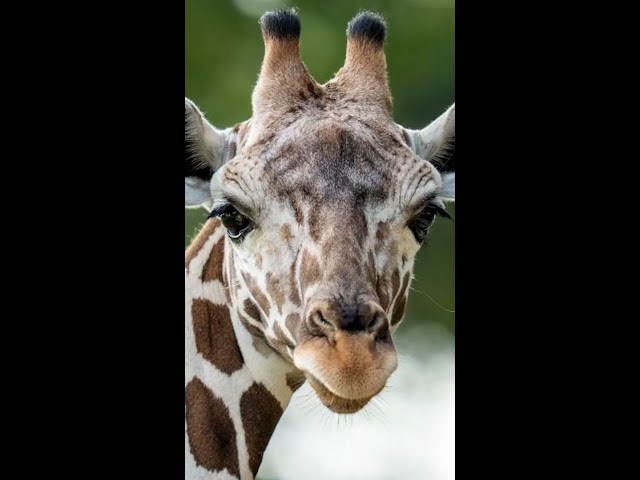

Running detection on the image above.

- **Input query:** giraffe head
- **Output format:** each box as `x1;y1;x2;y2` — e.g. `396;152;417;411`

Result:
185;10;455;414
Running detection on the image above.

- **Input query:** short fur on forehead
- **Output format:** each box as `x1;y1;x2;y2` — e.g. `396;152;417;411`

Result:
186;9;454;210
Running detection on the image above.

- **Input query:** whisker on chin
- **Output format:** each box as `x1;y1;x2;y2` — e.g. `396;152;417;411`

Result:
360;401;386;426
374;390;392;406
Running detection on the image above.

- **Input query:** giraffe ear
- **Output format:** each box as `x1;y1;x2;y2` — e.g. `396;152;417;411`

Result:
400;103;455;201
185;98;230;208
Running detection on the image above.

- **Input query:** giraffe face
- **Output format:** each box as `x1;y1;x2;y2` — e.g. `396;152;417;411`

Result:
211;120;446;412
185;10;455;414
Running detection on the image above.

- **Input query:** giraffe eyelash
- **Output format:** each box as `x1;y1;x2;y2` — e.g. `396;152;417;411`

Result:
413;201;453;221
208;203;235;219
408;203;452;244
209;203;254;241
434;205;453;221
209;196;254;220
208;203;452;221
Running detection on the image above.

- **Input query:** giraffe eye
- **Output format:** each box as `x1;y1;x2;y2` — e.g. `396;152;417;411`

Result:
408;204;451;244
209;205;253;240
408;207;436;243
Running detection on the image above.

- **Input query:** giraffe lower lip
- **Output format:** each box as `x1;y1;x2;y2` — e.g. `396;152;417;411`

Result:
305;374;376;414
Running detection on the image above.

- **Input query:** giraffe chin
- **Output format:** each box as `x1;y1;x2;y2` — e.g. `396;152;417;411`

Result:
305;373;381;414
292;331;398;414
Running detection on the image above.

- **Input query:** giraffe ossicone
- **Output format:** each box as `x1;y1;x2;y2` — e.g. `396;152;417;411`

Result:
185;9;455;480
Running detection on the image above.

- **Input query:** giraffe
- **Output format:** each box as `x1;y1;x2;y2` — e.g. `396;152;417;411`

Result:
185;9;455;480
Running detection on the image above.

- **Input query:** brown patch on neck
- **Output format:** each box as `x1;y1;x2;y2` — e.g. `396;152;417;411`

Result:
185;219;220;270
185;378;240;477
240;383;284;476
201;235;225;282
191;299;244;375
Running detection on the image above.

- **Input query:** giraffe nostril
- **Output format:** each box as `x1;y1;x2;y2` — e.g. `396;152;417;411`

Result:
306;301;388;338
307;309;335;334
367;311;389;339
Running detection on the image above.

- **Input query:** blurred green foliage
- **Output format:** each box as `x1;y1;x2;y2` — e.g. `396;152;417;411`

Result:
186;0;455;335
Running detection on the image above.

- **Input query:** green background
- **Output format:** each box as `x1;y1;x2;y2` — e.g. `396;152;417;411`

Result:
186;0;455;337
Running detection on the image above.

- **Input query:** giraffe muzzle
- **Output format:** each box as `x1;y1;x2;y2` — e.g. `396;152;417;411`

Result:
293;315;398;414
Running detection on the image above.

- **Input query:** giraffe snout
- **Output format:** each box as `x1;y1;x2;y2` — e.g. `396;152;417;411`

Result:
293;299;398;413
305;299;389;340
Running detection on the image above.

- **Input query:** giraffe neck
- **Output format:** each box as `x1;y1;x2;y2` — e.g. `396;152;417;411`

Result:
185;218;300;480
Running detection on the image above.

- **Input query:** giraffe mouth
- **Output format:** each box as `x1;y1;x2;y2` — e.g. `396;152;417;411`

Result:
305;373;382;414
293;331;397;413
